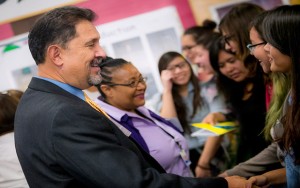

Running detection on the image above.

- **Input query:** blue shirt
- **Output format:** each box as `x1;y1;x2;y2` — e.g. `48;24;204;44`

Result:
36;76;85;100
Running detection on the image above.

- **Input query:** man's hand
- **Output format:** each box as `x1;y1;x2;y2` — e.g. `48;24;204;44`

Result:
246;175;269;188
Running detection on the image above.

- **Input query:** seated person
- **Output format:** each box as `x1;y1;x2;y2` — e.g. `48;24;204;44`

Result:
0;91;29;188
151;51;232;177
94;58;193;177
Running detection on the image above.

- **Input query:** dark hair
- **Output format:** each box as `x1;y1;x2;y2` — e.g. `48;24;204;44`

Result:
247;11;270;77
158;51;202;132
217;9;264;82
96;58;130;98
202;19;217;30
2;89;23;101
209;37;241;101
209;35;263;104
219;2;264;60
248;11;291;141
195;32;222;50
183;19;217;42
0;94;19;135
248;11;269;42
263;5;300;163
28;6;96;65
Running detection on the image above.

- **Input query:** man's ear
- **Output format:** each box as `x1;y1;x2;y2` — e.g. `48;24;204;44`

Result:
47;45;63;66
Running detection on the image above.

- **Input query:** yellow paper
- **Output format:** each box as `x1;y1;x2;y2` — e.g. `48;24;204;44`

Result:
191;121;238;135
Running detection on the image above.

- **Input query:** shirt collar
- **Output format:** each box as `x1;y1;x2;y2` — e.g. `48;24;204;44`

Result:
36;76;85;101
96;97;150;120
96;98;127;121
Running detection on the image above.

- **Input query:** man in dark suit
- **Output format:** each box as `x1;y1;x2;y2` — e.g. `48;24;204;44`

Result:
14;6;246;188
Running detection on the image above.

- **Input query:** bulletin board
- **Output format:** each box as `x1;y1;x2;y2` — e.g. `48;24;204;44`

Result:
188;0;290;25
0;0;85;24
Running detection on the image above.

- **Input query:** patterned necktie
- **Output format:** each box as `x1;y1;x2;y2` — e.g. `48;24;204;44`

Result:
83;92;110;119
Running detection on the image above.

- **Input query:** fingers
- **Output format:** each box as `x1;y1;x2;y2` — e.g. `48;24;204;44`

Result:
161;70;173;90
218;171;229;177
202;113;218;125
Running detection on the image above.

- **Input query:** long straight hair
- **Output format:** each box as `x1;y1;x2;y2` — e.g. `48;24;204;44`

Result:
209;36;262;104
249;11;292;140
219;2;264;61
263;5;300;163
158;52;202;133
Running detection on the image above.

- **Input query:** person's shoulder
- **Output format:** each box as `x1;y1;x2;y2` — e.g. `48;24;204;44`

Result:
0;132;15;147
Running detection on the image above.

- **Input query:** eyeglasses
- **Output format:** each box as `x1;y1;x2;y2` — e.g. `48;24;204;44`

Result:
103;77;147;88
182;44;197;52
246;42;267;52
223;35;234;45
167;62;188;72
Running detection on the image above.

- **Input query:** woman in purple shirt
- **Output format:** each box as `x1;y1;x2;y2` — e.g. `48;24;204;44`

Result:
94;58;193;177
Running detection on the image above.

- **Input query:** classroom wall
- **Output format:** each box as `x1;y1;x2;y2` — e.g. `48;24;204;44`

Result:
0;0;195;41
2;0;299;41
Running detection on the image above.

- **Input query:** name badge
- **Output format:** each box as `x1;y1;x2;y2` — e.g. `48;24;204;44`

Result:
180;149;191;166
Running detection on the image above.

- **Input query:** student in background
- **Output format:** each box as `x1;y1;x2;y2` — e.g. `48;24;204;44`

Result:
216;2;268;163
157;51;230;177
219;2;264;61
181;19;216;83
0;90;28;188
209;35;268;164
182;23;235;178
190;31;236;178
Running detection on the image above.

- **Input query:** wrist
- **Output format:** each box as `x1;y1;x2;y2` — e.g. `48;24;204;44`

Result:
162;88;172;94
197;164;211;170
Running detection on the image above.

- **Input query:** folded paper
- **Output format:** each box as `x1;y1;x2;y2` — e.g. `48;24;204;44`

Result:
191;121;238;137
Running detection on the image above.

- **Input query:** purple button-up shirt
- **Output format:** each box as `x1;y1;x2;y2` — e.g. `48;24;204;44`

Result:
95;98;192;177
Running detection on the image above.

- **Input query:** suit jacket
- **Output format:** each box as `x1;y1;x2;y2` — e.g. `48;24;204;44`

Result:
14;77;227;188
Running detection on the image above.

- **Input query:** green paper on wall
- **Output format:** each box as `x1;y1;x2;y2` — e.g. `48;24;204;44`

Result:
3;44;20;53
